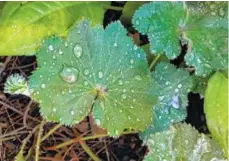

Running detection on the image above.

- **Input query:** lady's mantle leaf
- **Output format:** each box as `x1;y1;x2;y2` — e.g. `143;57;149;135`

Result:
141;62;193;141
0;2;108;56
132;2;185;59
133;2;228;77
204;72;228;158
184;2;228;76
29;20;158;136
144;123;226;161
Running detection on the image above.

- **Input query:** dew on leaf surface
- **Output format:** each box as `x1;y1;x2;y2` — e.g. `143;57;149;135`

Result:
41;83;45;89
178;84;182;88
121;94;127;100
59;67;79;83
84;69;89;76
98;71;103;79
73;44;83;58
48;45;54;51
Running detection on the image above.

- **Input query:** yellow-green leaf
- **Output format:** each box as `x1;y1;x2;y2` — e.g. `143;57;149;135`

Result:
0;2;107;56
204;72;228;158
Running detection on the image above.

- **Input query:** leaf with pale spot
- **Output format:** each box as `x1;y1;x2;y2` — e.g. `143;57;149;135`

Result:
141;62;193;141
144;123;226;161
29;20;158;136
132;2;185;59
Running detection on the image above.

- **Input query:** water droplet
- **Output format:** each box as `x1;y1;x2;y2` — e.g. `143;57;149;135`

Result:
73;44;83;58
84;69;89;76
130;59;134;64
59;49;63;55
70;110;75;115
84;81;88;86
165;81;170;85
134;75;142;81
59;67;79;83
41;84;45;89
211;11;216;16
134;45;138;50
130;105;134;109
48;45;54;51
95;119;101;125
178;84;182;88
175;88;179;92
118;80;123;85
185;140;189;144
135;19;140;25
219;8;225;16
52;108;56;112
114;42;117;47
98;71;103;79
137;118;140;121
121;94;127;99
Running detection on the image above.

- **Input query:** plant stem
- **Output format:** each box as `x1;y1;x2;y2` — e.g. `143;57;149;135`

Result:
41;123;62;142
46;130;138;150
149;55;161;71
79;139;100;161
35;120;45;161
103;5;123;11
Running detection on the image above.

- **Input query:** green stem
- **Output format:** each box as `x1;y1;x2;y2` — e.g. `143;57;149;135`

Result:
149;55;161;71
35;120;45;161
79;139;100;161
41;123;62;142
103;5;123;11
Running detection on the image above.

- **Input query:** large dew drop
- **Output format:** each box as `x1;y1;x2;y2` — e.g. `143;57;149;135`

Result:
59;67;79;83
98;71;103;79
73;44;83;58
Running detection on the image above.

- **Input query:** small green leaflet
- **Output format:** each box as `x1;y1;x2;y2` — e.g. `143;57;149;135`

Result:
0;2;108;56
191;75;210;98
120;2;148;25
184;2;228;76
132;2;185;59
141;62;193;141
133;2;228;77
29;20;158;136
144;123;226;161
204;72;228;158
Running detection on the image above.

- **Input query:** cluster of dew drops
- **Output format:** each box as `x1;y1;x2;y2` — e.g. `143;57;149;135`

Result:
36;36;149;125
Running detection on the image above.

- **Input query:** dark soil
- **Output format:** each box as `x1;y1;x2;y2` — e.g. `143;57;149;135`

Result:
0;2;208;161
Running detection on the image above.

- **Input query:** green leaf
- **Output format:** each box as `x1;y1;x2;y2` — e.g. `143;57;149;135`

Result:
28;20;158;136
184;2;228;76
204;72;228;158
144;123;226;161
132;2;185;59
133;2;228;77
141;62;193;141
0;2;107;56
120;2;148;25
191;75;211;97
